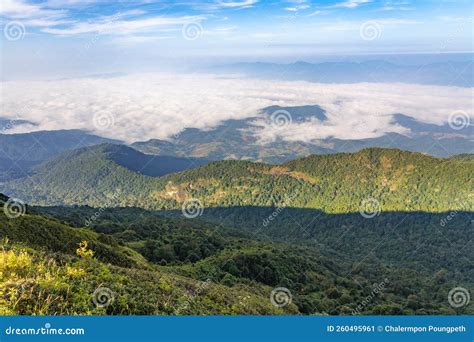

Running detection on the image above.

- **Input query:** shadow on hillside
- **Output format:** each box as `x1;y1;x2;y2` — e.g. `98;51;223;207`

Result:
158;206;472;238
158;206;473;271
31;204;474;283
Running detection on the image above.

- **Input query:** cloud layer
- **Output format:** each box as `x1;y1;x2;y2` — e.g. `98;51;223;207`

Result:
1;73;472;143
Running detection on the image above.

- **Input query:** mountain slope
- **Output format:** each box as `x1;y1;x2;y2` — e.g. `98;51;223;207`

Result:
30;204;474;315
0;194;295;315
0;130;122;182
10;195;467;316
1;144;209;205
132;105;474;162
132;105;333;163
103;143;208;176
0;129;121;162
2;147;472;213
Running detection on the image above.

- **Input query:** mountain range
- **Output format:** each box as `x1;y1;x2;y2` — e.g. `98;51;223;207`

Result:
210;60;474;87
132;106;473;162
2;144;472;213
0;129;121;182
0;123;472;316
1;104;471;174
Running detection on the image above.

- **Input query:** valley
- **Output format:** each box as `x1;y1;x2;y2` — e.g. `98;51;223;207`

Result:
0;144;472;316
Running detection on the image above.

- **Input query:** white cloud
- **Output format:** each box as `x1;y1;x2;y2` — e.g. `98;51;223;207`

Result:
284;1;310;12
0;0;67;27
214;0;258;9
44;0;106;8
204;25;238;36
42;14;206;35
0;0;61;17
1;73;472;144
377;1;412;11
330;0;372;9
284;5;310;12
0;1;206;37
312;18;421;32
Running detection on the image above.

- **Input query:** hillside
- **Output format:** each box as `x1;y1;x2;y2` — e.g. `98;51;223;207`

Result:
25;203;474;315
0;194;295;315
0;130;121;182
0;144;208;205
3;147;472;214
0;129;121;162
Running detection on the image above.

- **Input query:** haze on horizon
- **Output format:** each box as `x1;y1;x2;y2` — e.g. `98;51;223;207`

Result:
0;0;472;147
0;0;473;79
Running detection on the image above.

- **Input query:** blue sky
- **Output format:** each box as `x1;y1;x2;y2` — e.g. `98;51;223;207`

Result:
1;0;473;78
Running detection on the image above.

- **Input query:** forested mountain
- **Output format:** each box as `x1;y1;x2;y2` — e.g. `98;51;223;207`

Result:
1;145;472;316
0;143;208;204
103;144;208;176
0;130;121;162
4;146;472;214
2;195;471;315
0;130;121;182
0;194;293;315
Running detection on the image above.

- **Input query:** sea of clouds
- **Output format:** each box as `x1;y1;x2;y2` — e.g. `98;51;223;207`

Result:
1;72;472;143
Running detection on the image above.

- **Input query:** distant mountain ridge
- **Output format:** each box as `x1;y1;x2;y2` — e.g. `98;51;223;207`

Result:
132;105;474;162
0;129;122;162
1;104;472;172
0;129;123;181
211;60;474;87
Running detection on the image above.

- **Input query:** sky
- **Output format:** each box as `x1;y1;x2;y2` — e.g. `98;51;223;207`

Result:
0;1;472;144
1;0;473;79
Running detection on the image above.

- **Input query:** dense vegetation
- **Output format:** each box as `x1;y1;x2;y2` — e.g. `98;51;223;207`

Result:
1;146;472;316
0;196;293;315
26;204;474;315
3;146;472;215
